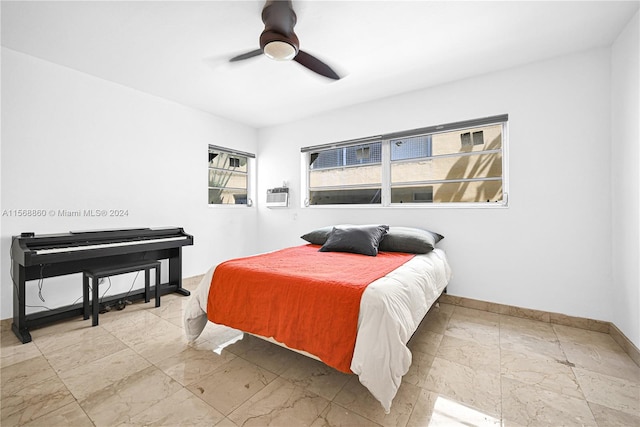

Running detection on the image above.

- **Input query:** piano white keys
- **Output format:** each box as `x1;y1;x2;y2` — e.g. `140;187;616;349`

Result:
33;236;189;255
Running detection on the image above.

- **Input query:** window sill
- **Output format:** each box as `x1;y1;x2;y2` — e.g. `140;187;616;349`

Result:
304;202;508;209
207;204;254;209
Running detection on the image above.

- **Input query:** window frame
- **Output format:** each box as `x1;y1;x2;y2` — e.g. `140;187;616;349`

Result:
208;144;255;207
301;115;509;208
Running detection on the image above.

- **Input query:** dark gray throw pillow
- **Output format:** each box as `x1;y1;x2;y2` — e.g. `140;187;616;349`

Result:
301;225;348;245
378;226;444;254
319;225;389;256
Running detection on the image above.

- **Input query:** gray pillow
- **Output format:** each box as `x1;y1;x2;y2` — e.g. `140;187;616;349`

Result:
301;224;352;245
378;226;444;254
319;225;389;256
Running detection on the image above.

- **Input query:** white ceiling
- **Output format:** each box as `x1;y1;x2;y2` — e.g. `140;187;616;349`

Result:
2;1;638;128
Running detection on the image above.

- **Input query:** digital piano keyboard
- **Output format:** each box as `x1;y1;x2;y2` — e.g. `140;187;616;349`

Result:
10;227;193;343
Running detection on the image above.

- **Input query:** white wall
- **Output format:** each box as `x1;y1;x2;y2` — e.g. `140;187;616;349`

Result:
3;38;636;349
1;48;258;319
257;48;615;329
611;11;640;347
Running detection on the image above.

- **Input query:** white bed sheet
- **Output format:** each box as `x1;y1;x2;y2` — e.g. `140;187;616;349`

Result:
183;248;452;413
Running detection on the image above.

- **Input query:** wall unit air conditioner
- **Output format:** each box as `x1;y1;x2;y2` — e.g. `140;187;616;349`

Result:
266;187;289;208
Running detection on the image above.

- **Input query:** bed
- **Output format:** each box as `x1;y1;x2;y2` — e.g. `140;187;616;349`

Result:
183;225;452;413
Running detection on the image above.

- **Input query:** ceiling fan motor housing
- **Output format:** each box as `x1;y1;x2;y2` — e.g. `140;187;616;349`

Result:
260;0;299;57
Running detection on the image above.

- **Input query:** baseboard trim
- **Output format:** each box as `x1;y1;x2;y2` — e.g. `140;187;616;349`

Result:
438;294;640;368
609;322;640;367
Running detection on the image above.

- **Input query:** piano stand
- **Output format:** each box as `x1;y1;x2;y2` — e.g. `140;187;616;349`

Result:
175;288;191;297
83;260;161;326
12;323;32;344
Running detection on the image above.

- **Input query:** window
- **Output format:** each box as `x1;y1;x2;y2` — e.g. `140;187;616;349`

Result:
302;115;508;207
208;145;254;205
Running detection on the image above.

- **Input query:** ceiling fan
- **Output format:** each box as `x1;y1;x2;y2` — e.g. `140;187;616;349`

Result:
230;0;341;80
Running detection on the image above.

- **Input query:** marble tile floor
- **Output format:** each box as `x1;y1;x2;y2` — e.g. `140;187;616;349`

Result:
1;286;639;426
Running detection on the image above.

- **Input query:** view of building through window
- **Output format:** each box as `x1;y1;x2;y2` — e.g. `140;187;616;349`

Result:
304;116;507;206
208;146;252;205
391;124;503;203
309;142;383;204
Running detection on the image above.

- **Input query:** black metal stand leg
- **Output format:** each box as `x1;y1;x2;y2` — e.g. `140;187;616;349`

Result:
83;274;90;320
11;323;31;344
12;262;31;343
92;277;99;326
144;269;150;303
155;265;161;308
169;249;190;296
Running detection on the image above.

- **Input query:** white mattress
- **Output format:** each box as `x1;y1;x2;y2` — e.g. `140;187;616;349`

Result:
183;248;452;413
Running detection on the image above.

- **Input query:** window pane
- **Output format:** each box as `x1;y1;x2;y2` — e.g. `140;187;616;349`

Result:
309;164;381;188
391;152;502;183
392;181;502;203
208;188;248;205
209;150;248;173
311;142;381;169
310;188;382;205
431;124;502;156
391;135;431;160
208;146;253;206
209;170;247;190
391;186;433;203
309;143;382;205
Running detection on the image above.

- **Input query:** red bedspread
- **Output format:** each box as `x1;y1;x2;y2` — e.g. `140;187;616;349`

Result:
207;244;414;373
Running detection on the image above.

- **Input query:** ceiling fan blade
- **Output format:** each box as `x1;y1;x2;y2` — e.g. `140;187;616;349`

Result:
293;50;341;80
229;49;263;62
